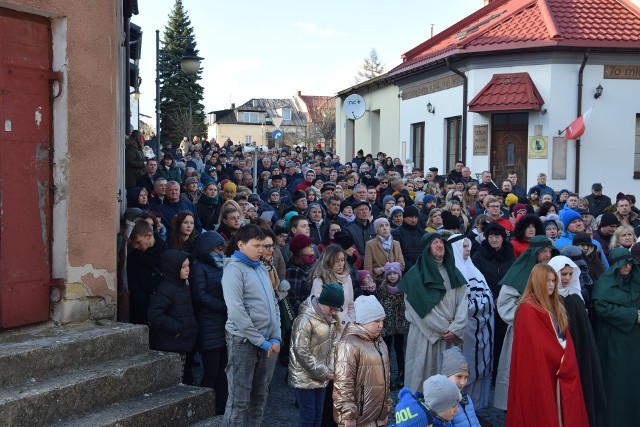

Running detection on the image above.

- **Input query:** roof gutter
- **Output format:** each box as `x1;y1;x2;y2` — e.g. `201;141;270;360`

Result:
447;58;468;164
575;52;588;193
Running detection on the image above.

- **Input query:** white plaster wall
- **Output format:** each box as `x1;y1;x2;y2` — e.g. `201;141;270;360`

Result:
400;60;640;197
336;84;399;162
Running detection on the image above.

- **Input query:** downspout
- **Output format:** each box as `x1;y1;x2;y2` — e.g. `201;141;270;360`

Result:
575;53;588;193
447;58;468;164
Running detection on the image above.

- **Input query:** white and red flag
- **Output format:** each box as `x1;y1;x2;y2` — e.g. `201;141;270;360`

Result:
564;106;594;140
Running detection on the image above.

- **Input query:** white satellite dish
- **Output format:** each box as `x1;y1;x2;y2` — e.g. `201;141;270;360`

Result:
344;94;366;120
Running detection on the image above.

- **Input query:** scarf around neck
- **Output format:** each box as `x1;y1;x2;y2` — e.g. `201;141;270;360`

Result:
380;234;393;252
233;250;262;268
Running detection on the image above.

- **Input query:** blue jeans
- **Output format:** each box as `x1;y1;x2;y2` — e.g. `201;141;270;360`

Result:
222;333;277;427
294;387;326;427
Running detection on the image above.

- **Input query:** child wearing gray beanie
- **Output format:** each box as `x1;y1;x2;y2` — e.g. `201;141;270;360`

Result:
422;374;461;423
441;346;483;427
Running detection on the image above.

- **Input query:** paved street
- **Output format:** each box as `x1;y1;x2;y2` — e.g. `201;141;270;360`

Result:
263;360;507;427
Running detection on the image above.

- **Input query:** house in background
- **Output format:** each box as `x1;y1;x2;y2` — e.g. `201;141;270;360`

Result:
335;75;400;165
387;0;640;194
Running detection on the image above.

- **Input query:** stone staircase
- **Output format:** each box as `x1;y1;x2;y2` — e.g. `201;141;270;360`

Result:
0;320;221;426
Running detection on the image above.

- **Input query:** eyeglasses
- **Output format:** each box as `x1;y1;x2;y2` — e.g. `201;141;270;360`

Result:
380;181;389;185
488;205;501;209
263;244;274;250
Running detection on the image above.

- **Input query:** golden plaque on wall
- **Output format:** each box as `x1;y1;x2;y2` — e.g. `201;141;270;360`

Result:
528;136;548;159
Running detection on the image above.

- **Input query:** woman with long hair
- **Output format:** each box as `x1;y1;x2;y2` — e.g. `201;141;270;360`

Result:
443;200;469;234
169;211;199;252
309;244;356;426
549;256;606;427
507;263;588;427
461;183;477;218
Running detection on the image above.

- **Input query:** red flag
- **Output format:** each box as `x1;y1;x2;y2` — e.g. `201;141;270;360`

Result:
564;106;593;140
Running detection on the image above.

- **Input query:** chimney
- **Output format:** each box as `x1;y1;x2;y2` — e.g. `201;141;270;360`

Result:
297;90;302;97
483;0;493;5
252;99;258;108
231;103;235;109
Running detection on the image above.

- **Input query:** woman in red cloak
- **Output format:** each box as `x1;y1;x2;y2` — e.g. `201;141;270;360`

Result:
506;264;588;427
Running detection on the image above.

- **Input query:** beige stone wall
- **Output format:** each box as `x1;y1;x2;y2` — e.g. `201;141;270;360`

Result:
2;0;121;323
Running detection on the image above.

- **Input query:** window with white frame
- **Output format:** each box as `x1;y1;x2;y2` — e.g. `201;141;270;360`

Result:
245;135;253;144
243;112;258;123
283;108;292;121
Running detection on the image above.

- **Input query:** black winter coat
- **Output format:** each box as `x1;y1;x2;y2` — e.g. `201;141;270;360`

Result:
391;223;425;273
196;197;222;231
189;232;227;350
148;249;198;353
126;233;168;325
471;239;515;299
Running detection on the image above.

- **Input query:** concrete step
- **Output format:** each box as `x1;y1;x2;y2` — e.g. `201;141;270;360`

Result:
52;385;216;427
188;415;224;427
0;350;182;427
0;320;149;388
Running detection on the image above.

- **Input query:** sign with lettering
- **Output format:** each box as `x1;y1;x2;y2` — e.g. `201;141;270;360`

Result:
473;125;488;155
604;65;640;80
402;74;464;100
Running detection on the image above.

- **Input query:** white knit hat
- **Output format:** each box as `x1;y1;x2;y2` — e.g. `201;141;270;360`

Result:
354;295;385;324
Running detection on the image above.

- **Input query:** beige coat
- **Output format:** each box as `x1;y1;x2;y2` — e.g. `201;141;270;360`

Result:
333;323;392;427
363;237;405;283
288;298;338;390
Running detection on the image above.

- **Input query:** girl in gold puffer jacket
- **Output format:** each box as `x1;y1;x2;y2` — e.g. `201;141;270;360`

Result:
333;295;392;427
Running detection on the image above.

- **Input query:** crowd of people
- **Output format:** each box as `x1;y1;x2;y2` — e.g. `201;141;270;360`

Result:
122;131;640;427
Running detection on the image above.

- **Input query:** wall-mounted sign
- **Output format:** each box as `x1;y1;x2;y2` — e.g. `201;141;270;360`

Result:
528;135;548;159
473;125;488;155
402;74;464;100
604;65;640;80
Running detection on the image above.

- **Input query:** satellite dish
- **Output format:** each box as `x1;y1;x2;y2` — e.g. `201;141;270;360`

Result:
344;94;366;120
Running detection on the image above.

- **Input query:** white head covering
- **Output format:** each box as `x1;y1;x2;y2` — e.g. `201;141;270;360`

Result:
449;234;494;303
548;255;583;301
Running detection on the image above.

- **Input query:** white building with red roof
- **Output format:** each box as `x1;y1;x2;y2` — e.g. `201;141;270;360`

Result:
338;0;640;195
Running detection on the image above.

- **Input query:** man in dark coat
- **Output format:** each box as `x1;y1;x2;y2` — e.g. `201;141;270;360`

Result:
584;183;612;218
391;205;425;273
126;220;168;325
345;201;376;257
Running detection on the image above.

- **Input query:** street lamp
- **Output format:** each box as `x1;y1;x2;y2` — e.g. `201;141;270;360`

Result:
155;29;204;160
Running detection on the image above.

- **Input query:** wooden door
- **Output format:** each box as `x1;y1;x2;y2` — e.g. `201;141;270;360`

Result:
490;113;528;184
0;8;53;328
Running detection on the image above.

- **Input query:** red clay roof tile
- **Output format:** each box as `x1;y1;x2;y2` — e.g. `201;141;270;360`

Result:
468;72;545;112
390;0;640;77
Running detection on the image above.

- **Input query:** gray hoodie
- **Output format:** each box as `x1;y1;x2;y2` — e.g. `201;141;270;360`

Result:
222;256;281;348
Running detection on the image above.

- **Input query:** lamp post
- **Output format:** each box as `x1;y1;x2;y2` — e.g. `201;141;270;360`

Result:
155;29;203;160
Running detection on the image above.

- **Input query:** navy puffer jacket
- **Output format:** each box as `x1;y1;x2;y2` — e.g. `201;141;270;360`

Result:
148;249;198;353
189;232;227;350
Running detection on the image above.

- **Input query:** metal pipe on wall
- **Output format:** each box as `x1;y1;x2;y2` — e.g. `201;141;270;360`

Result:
447;58;468;165
575;53;589;193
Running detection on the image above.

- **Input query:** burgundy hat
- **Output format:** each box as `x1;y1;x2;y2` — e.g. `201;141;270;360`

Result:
289;234;313;254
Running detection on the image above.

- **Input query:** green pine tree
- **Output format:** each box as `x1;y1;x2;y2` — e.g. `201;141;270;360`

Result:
159;0;206;146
